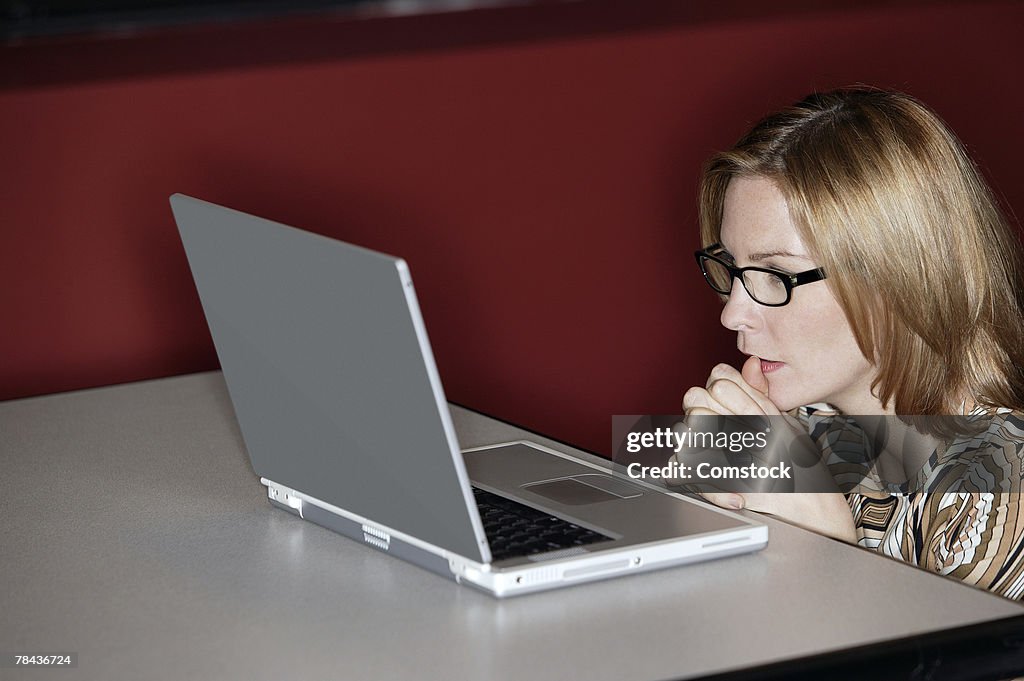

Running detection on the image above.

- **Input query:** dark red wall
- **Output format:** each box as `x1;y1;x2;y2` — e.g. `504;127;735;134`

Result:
2;0;1022;455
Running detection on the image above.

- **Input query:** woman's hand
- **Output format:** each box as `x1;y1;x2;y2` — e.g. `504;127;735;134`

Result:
683;355;780;417
709;490;858;542
678;355;857;543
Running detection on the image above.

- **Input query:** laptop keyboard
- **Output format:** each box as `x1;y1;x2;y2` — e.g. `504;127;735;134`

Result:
472;487;612;561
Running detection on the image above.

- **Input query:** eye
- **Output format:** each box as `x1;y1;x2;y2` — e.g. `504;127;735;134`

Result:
757;267;790;288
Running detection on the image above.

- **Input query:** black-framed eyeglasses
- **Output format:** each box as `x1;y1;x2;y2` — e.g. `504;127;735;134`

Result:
694;243;827;307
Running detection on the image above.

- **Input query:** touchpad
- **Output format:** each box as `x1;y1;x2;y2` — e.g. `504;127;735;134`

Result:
523;477;625;506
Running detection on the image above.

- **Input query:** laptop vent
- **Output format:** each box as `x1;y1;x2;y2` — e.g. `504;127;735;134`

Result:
361;525;391;551
512;568;559;586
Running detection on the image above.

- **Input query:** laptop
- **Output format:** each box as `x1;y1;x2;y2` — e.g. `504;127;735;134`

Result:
170;193;767;597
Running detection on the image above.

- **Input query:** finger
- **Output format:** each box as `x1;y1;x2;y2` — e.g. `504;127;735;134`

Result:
682;386;731;415
741;355;770;395
705;363;743;389
705;363;780;415
706;377;768;415
736;492;774;514
699;491;745;510
687;380;771;418
701;492;787;516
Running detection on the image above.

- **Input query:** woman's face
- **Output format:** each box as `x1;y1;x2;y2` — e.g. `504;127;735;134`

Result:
717;176;882;414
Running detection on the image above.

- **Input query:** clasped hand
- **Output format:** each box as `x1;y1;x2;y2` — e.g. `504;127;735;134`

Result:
678;356;856;542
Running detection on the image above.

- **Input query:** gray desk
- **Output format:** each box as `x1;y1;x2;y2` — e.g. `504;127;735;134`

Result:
2;372;1021;680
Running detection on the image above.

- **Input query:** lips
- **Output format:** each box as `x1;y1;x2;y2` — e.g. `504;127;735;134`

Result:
740;349;786;374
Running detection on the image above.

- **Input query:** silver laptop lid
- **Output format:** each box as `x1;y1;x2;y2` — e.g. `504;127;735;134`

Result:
171;194;490;563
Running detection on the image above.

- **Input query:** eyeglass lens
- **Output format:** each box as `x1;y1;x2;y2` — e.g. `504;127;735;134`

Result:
700;257;789;305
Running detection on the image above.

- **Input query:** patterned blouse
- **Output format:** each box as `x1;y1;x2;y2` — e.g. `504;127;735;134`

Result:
800;408;1024;600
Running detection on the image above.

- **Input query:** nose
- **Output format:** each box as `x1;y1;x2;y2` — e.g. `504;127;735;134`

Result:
720;278;761;332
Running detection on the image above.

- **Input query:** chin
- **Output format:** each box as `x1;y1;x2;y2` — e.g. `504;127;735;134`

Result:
772;398;802;413
766;384;815;413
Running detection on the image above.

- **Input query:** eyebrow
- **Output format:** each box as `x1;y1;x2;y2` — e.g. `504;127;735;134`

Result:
747;249;814;263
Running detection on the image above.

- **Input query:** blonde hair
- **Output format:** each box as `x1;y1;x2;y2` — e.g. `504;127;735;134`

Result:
699;87;1024;415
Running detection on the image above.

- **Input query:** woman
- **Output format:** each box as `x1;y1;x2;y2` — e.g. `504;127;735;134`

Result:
683;87;1024;599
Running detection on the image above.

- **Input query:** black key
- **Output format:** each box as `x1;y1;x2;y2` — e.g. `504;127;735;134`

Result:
472;486;612;560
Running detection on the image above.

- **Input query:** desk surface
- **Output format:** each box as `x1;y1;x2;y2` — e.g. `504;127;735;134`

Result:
2;372;1021;680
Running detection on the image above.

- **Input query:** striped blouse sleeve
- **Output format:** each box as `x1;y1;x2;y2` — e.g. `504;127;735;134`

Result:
848;492;1024;600
805;408;1024;600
